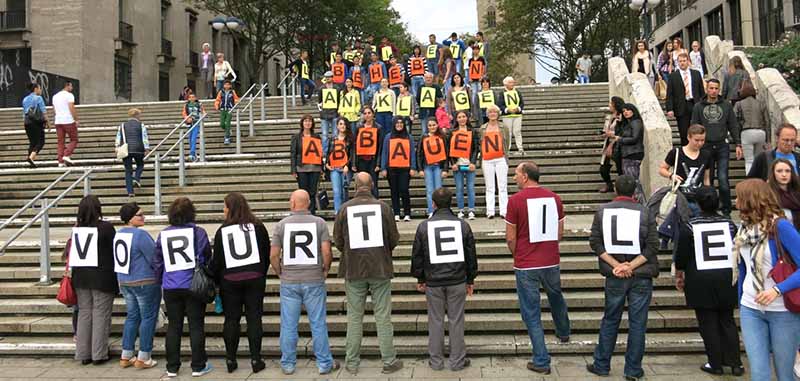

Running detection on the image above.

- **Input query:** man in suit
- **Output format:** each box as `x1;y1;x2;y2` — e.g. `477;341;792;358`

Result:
666;52;705;146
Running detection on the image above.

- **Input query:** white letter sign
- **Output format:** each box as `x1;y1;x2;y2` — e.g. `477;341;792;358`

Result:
602;208;641;255
527;197;559;243
70;227;98;268
347;204;384;249
160;228;195;272
427;220;465;264
282;223;318;266
113;232;133;274
693;222;734;271
221;224;260;269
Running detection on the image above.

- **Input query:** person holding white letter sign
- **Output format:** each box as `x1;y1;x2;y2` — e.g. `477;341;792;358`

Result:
587;175;659;380
269;190;339;376
411;187;478;371
71;195;117;366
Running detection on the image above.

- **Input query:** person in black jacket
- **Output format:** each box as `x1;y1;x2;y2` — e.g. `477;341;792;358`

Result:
691;79;741;216
417;118;450;217
674;186;743;376
290;115;324;215
210;192;270;374
326;118;355;213
71;195;118;365
613;104;646;202
411;187;478;372
352;106;385;198
666;52;705;146
587;176;659;380
747;123;800;180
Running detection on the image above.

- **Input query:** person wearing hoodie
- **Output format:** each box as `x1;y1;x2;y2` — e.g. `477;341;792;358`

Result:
210;193;270;374
381;117;418;221
417;118;450;216
152;197;213;378
691;78;741;216
214;80;240;145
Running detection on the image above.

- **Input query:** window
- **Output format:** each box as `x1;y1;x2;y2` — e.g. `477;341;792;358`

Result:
729;0;743;45
654;4;666;28
188;13;197;50
795;0;800;25
687;19;702;46
159;71;169;101
161;3;169;41
114;56;132;100
487;6;496;28
706;7;724;39
758;0;784;45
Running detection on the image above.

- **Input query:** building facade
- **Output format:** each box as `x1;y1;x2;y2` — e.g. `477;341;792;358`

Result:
649;0;799;50
0;0;284;105
476;0;537;84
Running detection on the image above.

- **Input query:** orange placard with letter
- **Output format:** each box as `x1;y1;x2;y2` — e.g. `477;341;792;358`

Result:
301;136;323;165
328;138;349;168
481;131;504;160
449;130;472;159
388;66;403;86
332;62;346;83
369;65;384;83
423;136;447;164
469;60;485;81
410;57;425;76
356;127;378;156
352;70;364;89
388;138;411;168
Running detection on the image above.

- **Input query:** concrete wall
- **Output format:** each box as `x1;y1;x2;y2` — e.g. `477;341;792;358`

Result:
608;57;672;196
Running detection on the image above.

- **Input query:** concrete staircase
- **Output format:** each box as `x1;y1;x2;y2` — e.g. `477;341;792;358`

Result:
0;84;747;357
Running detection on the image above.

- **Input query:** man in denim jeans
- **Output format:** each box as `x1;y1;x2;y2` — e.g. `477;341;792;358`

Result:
587;176;659;381
269;190;339;375
504;162;570;375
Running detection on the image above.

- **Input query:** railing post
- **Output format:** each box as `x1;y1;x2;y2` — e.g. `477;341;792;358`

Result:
83;170;91;196
260;84;265;121
236;110;242;155
291;78;297;107
154;154;162;216
248;99;254;137
283;81;288;120
199;120;206;162
38;198;51;285
179;130;186;187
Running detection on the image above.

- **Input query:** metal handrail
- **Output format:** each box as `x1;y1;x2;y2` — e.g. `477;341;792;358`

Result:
277;70;294;88
234;83;269;154
281;73;299;119
227;82;258;114
0;169;74;231
143;114;192;161
162;113;209;158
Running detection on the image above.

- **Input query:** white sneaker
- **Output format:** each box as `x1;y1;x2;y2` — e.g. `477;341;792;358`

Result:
191;363;213;377
403;215;411;222
394;215;400;222
468;211;475;220
794;351;800;379
428;213;433;219
63;156;75;165
457;211;465;219
58;163;66;168
164;371;178;378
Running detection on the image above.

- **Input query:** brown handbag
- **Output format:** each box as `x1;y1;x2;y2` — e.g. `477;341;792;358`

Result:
770;225;800;312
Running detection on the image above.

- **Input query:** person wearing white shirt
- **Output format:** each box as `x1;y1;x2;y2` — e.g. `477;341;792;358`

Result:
214;53;237;94
52;82;79;167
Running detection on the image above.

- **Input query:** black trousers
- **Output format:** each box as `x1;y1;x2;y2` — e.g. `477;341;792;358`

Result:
694;307;742;368
676;107;694;146
24;121;45;154
599;154;622;186
354;157;380;198
164;289;207;373
221;277;265;363
387;168;411;217
296;171;321;215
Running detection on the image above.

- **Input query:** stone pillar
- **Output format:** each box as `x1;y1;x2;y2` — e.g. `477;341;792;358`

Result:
739;0;755;46
608;57;672;196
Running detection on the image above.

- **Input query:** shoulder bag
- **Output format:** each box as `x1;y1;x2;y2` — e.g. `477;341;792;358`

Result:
659;148;680;217
56;238;77;306
116;124;129;160
770;224;800;312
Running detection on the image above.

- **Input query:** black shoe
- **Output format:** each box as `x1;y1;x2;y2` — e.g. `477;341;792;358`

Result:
251;360;265;373
586;363;609;377
226;360;237;373
700;363;723;375
731;366;745;376
624;372;645;381
527;362;551;375
26;158;36;168
451;358;471;371
81;359;92;365
558;335;570;343
92;358;109;366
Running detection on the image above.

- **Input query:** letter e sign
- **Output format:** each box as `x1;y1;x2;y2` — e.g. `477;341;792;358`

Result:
692;222;733;271
427;220;465;264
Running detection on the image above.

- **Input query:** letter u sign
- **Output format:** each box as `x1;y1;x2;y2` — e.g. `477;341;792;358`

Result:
222;224;260;269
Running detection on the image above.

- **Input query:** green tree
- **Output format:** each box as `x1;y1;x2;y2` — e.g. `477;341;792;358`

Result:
490;0;639;83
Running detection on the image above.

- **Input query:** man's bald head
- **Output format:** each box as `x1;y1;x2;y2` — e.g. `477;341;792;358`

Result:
354;172;373;192
290;189;310;211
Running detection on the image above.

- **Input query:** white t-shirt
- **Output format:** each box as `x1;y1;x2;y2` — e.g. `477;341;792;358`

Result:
52;90;75;125
740;244;786;312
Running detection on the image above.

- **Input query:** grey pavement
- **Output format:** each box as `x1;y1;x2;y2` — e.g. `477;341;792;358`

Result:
0;355;747;380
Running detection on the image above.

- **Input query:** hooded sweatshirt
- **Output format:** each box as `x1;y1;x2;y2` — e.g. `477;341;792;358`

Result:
691;96;740;145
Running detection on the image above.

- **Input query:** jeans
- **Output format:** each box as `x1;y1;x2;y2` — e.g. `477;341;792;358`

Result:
366;83;381;106
296;171;321;215
120;284;161;361
423;165;443;214
515;267;571;368
702;142;731;214
469;81;481;105
418;109;434;136
280;282;334;372
320;118;334;156
163;289;207;373
739;305;800;381
55;123;78;163
453;169;476;212
221;277;265;363
740;129;766;174
411;76;425;98
299;78;315;101
376;112;393;135
482;158;508;217
388;168;411;217
188;121;201;158
345;278;397;368
330;168;350;213
427;60;439;76
123;153;144;195
592;277;653;378
216;79;225;94
578;74;590;83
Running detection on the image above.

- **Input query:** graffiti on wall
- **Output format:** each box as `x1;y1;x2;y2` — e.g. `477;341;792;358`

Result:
0;48;79;108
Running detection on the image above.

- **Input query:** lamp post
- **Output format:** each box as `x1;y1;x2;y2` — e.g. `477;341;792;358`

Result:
629;0;661;41
211;16;244;89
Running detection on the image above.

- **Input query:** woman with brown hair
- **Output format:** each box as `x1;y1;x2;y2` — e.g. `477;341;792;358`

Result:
631;40;654;86
768;159;800;230
735;81;770;173
723;56;749;103
210;193;270;374
671;37;688;64
438;46;455;100
657;40;674;81
733;179;800;381
290;115;324;215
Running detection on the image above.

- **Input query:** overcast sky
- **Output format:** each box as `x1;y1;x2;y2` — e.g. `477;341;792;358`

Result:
390;0;554;83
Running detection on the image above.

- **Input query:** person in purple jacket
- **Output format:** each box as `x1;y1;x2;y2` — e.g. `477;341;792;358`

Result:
152;197;214;378
733;179;800;381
